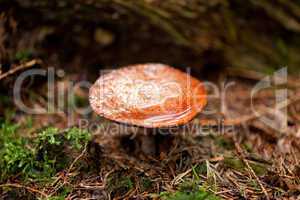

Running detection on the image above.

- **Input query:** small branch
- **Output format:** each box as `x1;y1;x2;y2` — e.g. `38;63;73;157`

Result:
77;169;115;190
0;183;48;198
0;59;41;81
234;142;270;200
48;145;88;198
67;145;87;174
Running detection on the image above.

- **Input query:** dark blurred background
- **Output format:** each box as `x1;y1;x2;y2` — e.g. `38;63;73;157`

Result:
1;0;300;78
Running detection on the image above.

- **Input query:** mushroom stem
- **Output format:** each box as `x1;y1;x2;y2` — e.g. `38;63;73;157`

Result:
139;129;174;156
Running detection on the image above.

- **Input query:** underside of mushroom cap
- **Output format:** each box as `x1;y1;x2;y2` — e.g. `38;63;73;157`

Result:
89;63;207;128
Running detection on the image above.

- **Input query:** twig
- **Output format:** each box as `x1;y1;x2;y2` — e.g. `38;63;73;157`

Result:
77;169;115;190
199;96;300;126
171;168;192;186
0;59;41;81
67;145;88;174
234;142;270;200
0;183;48;198
76;184;105;190
215;189;233;195
48;145;88;198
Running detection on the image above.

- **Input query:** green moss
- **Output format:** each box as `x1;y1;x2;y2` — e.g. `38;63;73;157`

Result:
0;122;34;181
165;167;220;200
160;189;220;200
214;136;234;150
0;115;91;182
178;180;199;193
250;163;268;176
66;127;91;150
36;127;61;146
224;157;244;171
193;162;207;175
242;143;253;153
223;156;268;176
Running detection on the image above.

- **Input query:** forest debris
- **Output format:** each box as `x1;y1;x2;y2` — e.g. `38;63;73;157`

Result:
0;183;48;198
171;168;192;186
234;142;270;200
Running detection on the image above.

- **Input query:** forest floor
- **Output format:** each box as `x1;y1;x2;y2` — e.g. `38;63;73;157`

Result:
0;59;299;200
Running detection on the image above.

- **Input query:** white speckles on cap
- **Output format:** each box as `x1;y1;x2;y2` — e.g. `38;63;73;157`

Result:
89;63;207;128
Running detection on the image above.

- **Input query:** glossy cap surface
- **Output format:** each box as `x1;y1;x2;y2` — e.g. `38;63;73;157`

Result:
89;64;207;128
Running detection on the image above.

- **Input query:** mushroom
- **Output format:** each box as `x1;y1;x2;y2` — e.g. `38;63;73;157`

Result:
89;63;207;155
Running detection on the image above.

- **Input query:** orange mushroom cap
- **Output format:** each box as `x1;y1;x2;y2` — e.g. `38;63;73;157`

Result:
89;64;207;128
